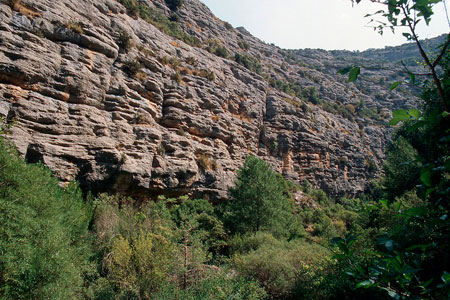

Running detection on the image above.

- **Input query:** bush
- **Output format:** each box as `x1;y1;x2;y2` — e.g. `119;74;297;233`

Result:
205;39;230;58
382;136;420;199
0;138;93;299
117;30;132;51
167;196;227;259
92;194;176;298
232;238;331;298
171;72;182;84
234;53;262;74
153;269;267;300
199;69;215;81
224;21;233;30
228;231;279;255
118;0;199;47
214;46;229;58
302;86;320;104
123;58;142;76
238;39;250;50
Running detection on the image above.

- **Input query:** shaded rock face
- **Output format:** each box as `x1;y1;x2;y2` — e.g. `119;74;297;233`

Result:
0;0;418;199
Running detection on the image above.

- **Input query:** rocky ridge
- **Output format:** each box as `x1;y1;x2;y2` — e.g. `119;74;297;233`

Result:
0;0;425;199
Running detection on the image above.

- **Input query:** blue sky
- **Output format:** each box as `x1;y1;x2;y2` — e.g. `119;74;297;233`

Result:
198;0;449;51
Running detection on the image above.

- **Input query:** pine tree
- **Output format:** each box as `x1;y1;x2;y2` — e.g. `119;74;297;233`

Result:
225;156;292;236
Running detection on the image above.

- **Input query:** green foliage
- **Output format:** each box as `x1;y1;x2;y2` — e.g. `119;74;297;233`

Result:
118;0;199;47
234;53;262;74
267;78;320;104
91;194;266;299
224;156;293;237
123;58;142;76
168;197;227;260
231;235;331;299
195;69;215;81
92;194;176;298
171;72;182;84
117;30;132;52
382;136;421;199
223;21;233;30
0;139;93;299
214;46;229;58
205;39;230;58
357;101;381;120
338;66;360;82
153;269;267;300
332;4;450;296
238;39;250;50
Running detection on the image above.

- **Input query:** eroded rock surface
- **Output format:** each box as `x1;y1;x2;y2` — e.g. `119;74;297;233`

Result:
0;0;422;198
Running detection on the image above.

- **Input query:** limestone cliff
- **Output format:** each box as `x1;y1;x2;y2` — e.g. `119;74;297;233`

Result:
0;0;424;199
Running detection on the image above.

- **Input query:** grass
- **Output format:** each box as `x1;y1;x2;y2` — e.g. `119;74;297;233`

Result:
8;0;41;18
197;153;216;171
65;22;84;34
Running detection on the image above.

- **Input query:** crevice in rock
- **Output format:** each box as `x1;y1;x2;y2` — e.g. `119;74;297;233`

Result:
25;144;44;164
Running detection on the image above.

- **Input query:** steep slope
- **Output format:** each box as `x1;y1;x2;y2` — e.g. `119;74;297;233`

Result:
0;0;422;199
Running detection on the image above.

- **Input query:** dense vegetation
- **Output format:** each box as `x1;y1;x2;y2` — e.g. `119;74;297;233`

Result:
0;136;93;299
0;131;370;299
1;0;449;299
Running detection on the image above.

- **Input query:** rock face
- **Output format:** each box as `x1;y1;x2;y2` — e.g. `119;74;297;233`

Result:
0;0;422;199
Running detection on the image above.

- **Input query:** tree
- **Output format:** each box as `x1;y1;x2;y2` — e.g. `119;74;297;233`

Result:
224;155;292;236
0;137;93;299
332;1;450;299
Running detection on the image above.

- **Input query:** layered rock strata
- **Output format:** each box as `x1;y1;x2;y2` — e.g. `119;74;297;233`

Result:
0;0;419;198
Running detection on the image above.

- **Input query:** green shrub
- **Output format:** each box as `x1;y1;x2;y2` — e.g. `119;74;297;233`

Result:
381;136;421;199
168;12;180;22
123;58;142;76
234;53;262;74
267;79;321;105
205;39;230;58
228;231;279;255
232;238;331;298
118;0;199;47
238;39;250;50
171;72;182;84
168;197;227;259
224;21;233;30
117;30;132;52
153;269;267;300
355;100;381;120
92;194;177;298
214;46;229;58
202;69;215;81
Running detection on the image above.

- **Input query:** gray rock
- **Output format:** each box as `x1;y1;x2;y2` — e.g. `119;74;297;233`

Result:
0;0;421;199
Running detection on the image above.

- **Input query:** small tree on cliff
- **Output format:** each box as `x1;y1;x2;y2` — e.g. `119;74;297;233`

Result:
224;156;292;237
